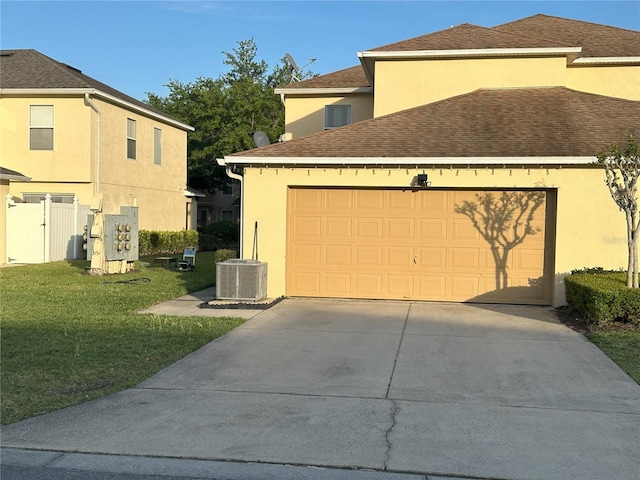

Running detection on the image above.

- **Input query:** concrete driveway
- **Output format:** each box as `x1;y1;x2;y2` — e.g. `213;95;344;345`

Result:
2;298;639;480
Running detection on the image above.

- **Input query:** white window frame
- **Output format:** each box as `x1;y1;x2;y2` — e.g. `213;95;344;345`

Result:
29;105;54;150
153;127;162;165
324;104;352;130
127;118;137;160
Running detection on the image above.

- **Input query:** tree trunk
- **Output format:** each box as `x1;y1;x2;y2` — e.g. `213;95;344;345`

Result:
627;211;634;288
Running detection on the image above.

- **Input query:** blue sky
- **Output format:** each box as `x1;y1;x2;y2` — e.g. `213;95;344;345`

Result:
2;1;639;101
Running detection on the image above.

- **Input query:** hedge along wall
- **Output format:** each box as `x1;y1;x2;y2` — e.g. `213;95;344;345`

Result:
139;230;199;256
564;272;640;326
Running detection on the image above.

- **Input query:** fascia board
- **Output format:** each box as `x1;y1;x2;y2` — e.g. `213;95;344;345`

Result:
572;56;640;65
274;87;373;95
219;156;596;166
0;88;195;132
359;47;583;60
1;173;32;181
93;91;195;131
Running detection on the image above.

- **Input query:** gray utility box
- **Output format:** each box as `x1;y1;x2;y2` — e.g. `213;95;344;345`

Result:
216;259;268;301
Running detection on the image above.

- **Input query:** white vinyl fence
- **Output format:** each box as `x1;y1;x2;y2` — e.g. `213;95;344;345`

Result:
5;194;90;264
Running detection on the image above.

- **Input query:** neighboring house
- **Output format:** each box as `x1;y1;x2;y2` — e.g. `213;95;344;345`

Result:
220;14;639;307
196;181;241;228
0;49;196;263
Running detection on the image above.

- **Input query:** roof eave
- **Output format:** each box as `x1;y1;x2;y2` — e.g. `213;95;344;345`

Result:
571;56;640;66
274;87;373;95
219;156;597;167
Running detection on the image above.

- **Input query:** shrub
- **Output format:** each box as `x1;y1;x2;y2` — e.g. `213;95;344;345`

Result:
139;230;199;256
565;271;640;326
214;249;238;263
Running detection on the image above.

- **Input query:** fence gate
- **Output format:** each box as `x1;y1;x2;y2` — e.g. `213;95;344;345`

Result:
5;194;90;264
6;201;46;264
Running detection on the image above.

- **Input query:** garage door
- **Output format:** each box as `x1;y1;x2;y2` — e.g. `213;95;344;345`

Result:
286;188;554;305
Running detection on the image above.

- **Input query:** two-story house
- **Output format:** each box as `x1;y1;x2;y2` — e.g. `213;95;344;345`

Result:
0;49;195;263
218;14;639;307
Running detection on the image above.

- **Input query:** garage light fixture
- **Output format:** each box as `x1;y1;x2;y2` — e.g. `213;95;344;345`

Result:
411;173;431;189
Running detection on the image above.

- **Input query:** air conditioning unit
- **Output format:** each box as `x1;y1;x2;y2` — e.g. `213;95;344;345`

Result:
216;259;268;301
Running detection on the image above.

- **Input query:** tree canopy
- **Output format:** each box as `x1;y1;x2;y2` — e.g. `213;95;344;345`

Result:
145;39;315;193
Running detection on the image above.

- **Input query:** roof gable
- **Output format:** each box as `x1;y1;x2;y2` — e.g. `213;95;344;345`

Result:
229;87;638;161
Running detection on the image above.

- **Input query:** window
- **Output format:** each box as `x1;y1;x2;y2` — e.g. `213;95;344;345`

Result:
222;210;233;221
222;182;233;195
153;128;162;165
324;104;351;130
127;118;136;159
30;105;54;150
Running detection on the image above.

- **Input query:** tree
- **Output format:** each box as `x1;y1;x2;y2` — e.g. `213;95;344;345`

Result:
145;38;316;193
455;191;545;290
597;134;640;288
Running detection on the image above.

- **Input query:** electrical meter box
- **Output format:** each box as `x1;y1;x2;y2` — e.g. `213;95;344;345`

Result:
104;206;139;261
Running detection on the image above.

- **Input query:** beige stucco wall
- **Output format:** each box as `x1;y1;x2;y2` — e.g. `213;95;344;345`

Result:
238;164;625;306
373;57;568;117
566;65;640;101
1;96;92;181
1;95;190;235
283;93;374;139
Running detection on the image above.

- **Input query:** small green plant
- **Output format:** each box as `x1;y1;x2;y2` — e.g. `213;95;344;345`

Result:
215;249;238;263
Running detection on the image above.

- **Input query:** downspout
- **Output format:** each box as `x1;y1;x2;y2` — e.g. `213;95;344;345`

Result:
224;164;244;259
84;94;101;193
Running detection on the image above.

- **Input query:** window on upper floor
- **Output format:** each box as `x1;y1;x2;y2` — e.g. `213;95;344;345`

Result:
127;118;136;159
324;104;351;130
29;105;54;150
222;182;233;195
221;210;233;221
154;128;162;165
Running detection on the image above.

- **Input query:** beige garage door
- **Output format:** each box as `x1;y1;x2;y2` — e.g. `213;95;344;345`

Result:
286;188;554;305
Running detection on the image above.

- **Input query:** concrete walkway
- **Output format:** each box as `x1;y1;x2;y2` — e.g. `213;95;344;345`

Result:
2;297;639;480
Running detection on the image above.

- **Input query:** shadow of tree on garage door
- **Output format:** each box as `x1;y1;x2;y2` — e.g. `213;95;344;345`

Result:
454;191;545;292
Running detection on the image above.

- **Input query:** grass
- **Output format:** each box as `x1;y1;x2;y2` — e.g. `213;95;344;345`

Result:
0;252;245;425
588;330;640;383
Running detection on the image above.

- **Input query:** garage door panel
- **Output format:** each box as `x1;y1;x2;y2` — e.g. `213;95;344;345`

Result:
450;248;480;270
388;246;414;268
419;190;448;211
418;218;447;240
294;189;323;209
388;190;415;210
292;244;322;266
354;273;383;297
325;245;352;266
418;247;447;269
355;245;384;267
325;217;352;238
356;190;385;210
388;217;415;240
356;217;384;237
387;274;414;298
326;189;353;210
449;276;480;300
324;273;352;296
287;188;552;304
291;271;321;295
293;216;322;237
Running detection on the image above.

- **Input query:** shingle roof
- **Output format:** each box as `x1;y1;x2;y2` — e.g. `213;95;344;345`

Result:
368;23;572;52
230;87;639;160
279;65;369;90
0;49;179;123
280;15;639;91
494;14;640;57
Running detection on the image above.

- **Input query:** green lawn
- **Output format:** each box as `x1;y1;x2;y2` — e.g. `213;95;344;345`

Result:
0;252;245;425
588;331;640;384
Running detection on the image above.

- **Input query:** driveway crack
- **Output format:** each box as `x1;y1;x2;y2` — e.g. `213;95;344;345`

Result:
383;399;399;470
